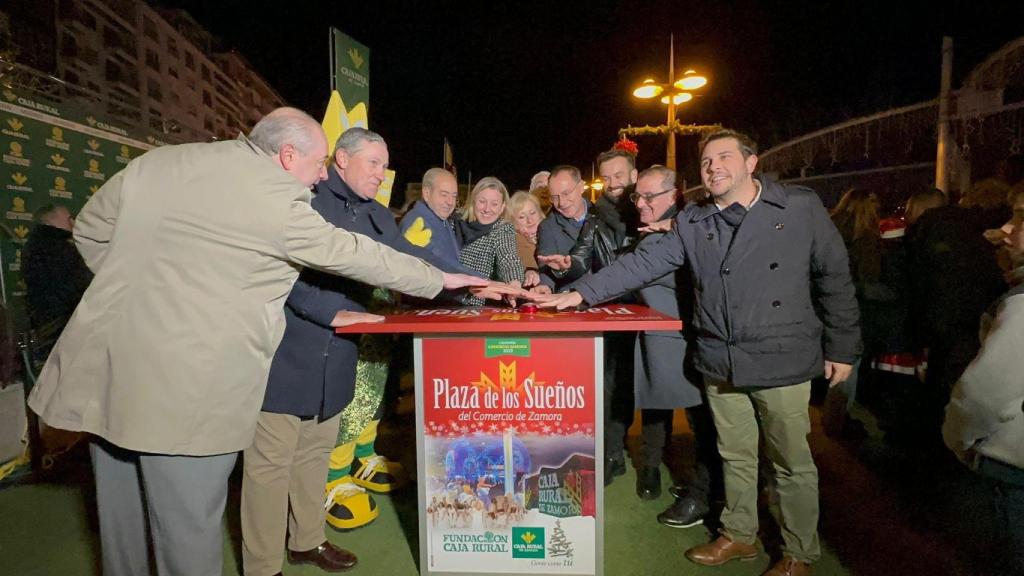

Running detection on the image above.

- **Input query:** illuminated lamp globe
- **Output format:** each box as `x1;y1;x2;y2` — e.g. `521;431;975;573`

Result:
632;79;663;99
660;93;693;105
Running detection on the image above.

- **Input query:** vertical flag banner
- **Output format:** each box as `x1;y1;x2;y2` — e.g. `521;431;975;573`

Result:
331;29;370;120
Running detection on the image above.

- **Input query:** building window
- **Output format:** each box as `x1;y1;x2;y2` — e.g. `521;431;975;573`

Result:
204;118;213;131
185;51;195;70
201;64;211;82
79;47;99;66
63;70;80;85
78;10;97;30
147;79;162;101
202;90;212;106
143;16;158;39
168;67;178;79
167;36;178;58
145;48;160;70
105;59;123;82
60;32;78;59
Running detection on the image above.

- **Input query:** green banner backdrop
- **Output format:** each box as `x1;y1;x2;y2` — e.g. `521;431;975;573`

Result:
0;87;157;331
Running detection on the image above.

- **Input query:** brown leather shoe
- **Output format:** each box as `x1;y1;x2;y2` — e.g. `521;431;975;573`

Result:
762;556;812;576
685;534;759;566
288;541;358;572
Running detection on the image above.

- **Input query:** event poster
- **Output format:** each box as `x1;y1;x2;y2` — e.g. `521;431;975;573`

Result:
420;336;598;575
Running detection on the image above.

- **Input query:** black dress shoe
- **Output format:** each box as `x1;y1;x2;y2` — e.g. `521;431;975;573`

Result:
288;541;358;572
636;466;661;499
657;496;708;528
668;484;685;500
604;457;626;487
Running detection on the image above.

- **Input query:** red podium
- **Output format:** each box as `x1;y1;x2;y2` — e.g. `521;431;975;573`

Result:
338;304;681;576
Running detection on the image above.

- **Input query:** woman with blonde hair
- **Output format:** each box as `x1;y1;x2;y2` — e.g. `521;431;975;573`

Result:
508;191;545;288
458;177;525;304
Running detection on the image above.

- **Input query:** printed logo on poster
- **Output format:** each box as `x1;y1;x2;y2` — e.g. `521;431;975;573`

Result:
511;527;545;559
45;126;70;150
116;144;132;164
4;91;59;116
440;532;509;554
86;116;128;137
485;338;530;358
50;176;72;199
84;158;105;180
9;249;21;272
84;138;104;157
3;116;29;140
12;225;29;242
7;197;33;221
47;152;70;173
7;171;32;192
3;141;31;167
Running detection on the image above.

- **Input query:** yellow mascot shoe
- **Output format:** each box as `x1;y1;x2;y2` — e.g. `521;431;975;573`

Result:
352;455;406;493
324;478;378;530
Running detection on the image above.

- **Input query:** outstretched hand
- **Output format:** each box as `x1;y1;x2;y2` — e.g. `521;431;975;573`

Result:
330;311;385;328
442;272;491;291
537;254;571;271
470;281;531;305
527;291;584;310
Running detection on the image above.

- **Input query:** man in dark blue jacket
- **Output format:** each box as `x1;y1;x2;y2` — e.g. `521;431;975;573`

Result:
399;167;470;274
241;128;466;576
534;129;860;576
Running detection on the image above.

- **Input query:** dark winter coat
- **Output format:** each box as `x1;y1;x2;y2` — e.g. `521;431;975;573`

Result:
631;205;702;408
261;169;456;419
574;177;861;388
536;199;629;291
906;204;1008;346
23;224;93;346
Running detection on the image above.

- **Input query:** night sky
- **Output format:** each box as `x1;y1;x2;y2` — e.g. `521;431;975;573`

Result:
159;0;1022;196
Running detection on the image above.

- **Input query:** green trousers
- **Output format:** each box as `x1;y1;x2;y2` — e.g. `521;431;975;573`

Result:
705;378;820;563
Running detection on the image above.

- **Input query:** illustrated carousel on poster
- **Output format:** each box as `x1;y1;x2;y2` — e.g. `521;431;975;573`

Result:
420;335;598;574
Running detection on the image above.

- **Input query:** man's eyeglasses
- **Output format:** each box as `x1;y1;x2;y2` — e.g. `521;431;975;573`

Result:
630;188;676;204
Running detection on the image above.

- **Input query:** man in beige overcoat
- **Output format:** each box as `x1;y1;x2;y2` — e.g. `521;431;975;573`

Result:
27;108;488;576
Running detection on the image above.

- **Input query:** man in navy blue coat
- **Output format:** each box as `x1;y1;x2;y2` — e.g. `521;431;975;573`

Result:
240;128;465;576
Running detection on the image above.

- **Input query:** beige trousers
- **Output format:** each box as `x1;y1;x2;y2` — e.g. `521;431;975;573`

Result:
241;411;341;576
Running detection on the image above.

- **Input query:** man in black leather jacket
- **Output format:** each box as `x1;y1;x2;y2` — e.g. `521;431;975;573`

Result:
536;163;640;491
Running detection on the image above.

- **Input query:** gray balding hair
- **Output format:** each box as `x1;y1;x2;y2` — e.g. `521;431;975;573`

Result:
422;167;454;191
638;165;677;191
249;107;322;155
335;127;386;156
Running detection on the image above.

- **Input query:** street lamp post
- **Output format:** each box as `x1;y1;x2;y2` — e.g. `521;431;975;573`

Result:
630;35;708;171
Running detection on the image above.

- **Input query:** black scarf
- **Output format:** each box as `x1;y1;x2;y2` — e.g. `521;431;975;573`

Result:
458;218;496;246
